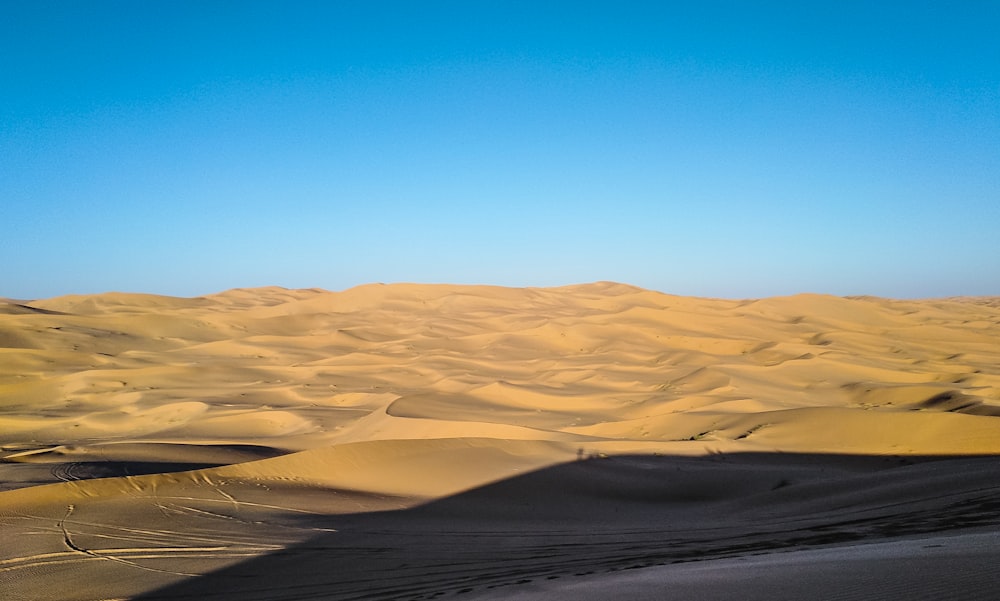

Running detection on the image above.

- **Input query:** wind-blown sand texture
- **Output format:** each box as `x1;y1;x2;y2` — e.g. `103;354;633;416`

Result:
2;282;999;600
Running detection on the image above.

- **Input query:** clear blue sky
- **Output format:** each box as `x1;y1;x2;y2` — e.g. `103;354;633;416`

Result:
3;1;998;299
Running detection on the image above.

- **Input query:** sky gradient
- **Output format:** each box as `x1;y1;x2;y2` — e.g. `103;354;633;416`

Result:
3;1;998;299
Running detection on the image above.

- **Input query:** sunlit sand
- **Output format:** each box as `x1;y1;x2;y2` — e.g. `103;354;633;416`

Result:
2;283;999;600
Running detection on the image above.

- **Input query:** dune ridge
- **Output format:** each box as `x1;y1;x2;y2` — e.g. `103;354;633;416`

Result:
2;282;999;599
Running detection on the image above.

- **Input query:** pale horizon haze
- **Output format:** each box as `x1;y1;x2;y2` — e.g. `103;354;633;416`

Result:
2;1;998;300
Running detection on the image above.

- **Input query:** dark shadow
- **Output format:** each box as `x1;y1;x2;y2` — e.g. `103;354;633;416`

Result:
0;443;289;490
134;452;1000;600
49;460;229;480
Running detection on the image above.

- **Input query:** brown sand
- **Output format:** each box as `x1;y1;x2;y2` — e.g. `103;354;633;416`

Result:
1;283;999;600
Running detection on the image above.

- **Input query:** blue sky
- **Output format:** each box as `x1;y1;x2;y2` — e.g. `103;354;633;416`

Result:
2;1;998;299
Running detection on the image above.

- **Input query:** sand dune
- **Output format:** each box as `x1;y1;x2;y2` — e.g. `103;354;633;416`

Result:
2;283;999;600
129;453;1000;601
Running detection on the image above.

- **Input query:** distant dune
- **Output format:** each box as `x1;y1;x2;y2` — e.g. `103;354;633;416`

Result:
2;283;999;600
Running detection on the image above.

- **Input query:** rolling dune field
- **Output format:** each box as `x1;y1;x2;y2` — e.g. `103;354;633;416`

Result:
2;283;999;600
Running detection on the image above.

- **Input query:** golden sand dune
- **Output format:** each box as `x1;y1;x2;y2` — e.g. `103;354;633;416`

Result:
1;283;999;600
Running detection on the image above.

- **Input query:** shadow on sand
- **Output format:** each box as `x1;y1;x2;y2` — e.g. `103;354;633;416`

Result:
135;452;1000;600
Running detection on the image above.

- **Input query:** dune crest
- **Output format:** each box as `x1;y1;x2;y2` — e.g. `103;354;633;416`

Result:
2;283;999;599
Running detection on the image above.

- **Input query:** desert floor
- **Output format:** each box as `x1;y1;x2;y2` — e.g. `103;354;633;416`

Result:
2;282;999;600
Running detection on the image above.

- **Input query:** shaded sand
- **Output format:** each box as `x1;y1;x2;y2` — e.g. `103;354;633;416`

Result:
128;453;1000;601
1;283;1000;600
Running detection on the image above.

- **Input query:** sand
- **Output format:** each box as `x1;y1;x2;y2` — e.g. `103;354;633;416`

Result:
1;282;999;600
